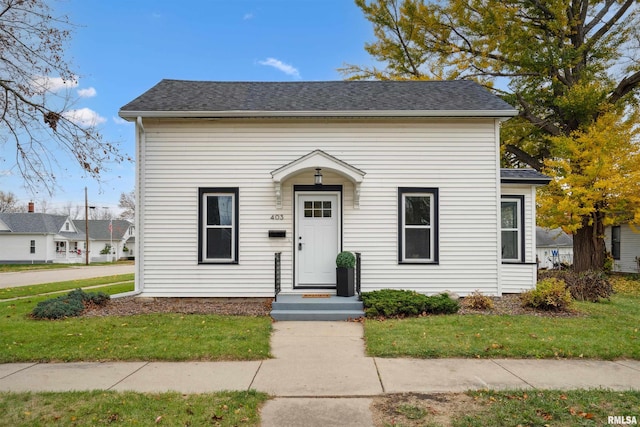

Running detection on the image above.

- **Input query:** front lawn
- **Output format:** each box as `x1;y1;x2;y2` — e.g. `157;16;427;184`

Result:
0;390;268;427
372;390;640;427
364;277;640;360
0;284;271;362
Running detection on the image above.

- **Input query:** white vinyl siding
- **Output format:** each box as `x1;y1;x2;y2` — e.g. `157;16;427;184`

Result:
605;224;640;273
138;118;505;297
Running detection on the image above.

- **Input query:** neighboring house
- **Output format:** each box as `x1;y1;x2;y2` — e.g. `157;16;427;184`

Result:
119;80;550;298
605;224;640;273
0;212;87;264
536;227;573;269
74;220;135;261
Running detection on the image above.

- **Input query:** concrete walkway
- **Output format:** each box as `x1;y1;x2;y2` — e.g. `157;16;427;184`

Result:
1;321;639;426
0;264;135;289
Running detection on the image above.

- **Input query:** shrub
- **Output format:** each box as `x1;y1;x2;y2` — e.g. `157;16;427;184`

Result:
520;278;572;311
31;289;110;320
423;293;460;314
462;290;495;310
361;289;459;318
610;275;640;297
539;269;613;302
336;251;356;268
31;296;85;320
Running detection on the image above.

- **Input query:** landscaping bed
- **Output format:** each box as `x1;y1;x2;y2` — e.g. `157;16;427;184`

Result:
82;296;272;317
81;293;579;318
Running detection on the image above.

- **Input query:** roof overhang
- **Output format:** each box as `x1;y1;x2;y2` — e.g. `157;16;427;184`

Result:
118;109;519;121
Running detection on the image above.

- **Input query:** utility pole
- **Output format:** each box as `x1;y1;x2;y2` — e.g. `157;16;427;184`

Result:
85;187;89;265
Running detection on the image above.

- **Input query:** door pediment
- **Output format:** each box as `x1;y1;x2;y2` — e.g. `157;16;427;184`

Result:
271;150;365;208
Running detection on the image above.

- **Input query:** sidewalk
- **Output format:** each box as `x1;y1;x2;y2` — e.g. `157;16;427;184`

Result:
1;321;639;426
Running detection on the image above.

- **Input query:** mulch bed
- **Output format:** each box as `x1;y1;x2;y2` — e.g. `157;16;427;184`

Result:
82;297;272;317
82;293;580;318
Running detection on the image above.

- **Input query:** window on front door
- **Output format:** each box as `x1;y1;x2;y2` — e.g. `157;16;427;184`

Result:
501;196;524;262
198;187;239;264
398;188;439;263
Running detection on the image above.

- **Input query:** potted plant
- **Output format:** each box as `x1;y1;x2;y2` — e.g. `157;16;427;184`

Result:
336;251;356;297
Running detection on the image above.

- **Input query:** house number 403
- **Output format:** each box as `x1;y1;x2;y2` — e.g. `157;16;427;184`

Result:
270;214;284;220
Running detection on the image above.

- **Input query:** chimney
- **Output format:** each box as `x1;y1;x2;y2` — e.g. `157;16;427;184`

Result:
28;201;34;213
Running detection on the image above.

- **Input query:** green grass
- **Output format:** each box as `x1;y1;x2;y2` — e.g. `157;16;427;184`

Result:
0;263;75;272
460;390;640;427
364;288;640;360
0;261;133;273
0;274;135;300
375;390;640;427
0;280;271;362
0;390;268;427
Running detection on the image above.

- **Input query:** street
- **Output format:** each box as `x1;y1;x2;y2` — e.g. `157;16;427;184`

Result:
0;264;135;288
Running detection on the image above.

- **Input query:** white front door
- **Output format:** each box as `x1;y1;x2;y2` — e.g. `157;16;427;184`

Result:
296;193;340;287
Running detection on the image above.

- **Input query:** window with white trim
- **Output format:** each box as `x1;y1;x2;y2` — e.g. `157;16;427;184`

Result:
30;240;36;254
398;188;439;263
501;197;523;262
198;188;238;263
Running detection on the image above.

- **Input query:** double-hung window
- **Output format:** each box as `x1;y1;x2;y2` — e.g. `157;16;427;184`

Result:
398;188;439;263
30;240;36;254
199;188;239;263
501;196;523;262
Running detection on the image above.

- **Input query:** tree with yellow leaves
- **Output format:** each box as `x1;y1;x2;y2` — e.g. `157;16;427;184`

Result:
345;0;640;271
538;109;640;271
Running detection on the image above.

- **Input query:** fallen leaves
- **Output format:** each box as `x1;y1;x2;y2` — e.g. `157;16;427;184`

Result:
568;407;594;419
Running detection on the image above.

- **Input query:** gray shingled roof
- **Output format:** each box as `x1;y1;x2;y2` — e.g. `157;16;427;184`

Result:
73;220;132;240
119;80;517;117
501;169;551;184
0;213;85;239
537;227;573;247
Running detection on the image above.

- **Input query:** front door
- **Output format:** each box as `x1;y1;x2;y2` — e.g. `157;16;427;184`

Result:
295;192;340;287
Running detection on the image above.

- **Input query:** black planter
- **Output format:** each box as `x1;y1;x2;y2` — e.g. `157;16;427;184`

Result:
336;267;355;297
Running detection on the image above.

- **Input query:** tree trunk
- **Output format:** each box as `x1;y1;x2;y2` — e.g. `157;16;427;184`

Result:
572;213;606;272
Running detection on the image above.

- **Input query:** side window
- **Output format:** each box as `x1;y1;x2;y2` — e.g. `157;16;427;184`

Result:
611;226;621;260
30;240;36;254
198;188;239;263
501;196;523;262
398;188;439;263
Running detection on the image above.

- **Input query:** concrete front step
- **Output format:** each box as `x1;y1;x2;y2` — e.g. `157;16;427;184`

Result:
271;295;364;321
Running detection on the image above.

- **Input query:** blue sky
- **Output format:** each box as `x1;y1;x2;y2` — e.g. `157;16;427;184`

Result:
4;0;375;214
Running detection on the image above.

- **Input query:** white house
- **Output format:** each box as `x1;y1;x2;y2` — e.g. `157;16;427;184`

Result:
119;80;550;299
536;227;573;269
605;224;640;273
0;212;87;264
73;220;135;262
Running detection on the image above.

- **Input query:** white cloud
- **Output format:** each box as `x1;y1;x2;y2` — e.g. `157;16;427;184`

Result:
258;58;300;78
31;76;78;94
77;87;97;98
112;116;129;125
243;12;254;20
62;108;107;127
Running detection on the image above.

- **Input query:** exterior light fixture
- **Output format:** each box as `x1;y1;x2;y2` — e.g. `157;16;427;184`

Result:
314;168;323;185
